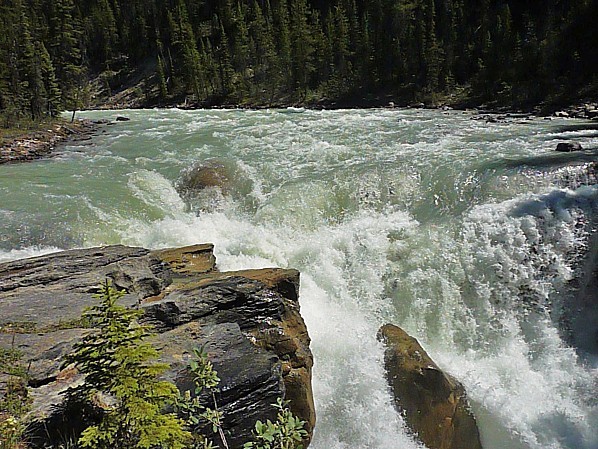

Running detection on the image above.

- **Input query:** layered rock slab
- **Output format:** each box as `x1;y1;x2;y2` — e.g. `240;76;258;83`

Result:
378;324;483;449
0;244;314;448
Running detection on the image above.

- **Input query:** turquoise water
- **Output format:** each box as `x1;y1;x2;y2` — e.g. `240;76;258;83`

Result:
1;108;597;449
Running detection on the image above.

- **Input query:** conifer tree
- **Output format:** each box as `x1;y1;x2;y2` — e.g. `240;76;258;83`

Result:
48;0;85;111
38;42;62;116
289;0;315;97
86;0;118;69
18;0;42;119
167;0;206;101
248;0;278;103
273;0;292;91
422;0;441;93
213;17;235;96
230;2;252;96
2;0;598;118
65;280;191;449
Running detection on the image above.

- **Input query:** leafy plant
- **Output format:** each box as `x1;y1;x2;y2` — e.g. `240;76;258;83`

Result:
174;347;228;449
0;415;25;449
64;279;191;449
243;398;307;449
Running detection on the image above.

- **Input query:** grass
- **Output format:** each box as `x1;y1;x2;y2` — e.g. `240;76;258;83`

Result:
0;318;92;335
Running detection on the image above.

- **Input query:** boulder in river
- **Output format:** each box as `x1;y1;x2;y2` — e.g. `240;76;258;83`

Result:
175;161;233;213
0;244;314;448
556;142;583;152
378;324;483;449
177;161;231;193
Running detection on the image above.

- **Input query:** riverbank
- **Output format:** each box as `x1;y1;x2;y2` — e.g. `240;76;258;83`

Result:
0;119;101;165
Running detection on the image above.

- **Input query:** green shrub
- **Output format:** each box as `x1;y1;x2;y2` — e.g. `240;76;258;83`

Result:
243;398;307;449
65;280;191;449
174;347;227;449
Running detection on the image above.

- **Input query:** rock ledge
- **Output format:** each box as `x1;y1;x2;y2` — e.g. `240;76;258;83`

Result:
0;244;314;448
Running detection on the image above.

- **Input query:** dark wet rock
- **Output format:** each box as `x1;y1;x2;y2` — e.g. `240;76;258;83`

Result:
0;244;314;448
556;142;583;152
548;102;598;119
155;322;284;448
378;324;483;449
115;115;130;121
471;114;508;123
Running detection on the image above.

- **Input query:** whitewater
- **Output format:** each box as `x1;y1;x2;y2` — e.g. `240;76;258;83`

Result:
0;108;596;449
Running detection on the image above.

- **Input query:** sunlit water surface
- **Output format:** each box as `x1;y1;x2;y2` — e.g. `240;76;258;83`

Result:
1;108;597;449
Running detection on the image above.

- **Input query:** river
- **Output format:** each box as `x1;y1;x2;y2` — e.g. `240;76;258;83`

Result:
1;108;597;449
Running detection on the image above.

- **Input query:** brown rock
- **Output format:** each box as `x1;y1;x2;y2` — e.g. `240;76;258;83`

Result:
378;324;483;449
150;249;312;433
177;162;230;193
154;244;216;275
191;268;300;302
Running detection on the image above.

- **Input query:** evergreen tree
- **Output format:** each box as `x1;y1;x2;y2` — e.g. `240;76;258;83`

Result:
230;2;252;97
65;280;191;449
273;0;292;92
422;0;441;93
213;17;235;96
168;0;204;101
289;0;315;97
248;0;279;103
48;0;86;111
38;42;62;116
156;52;169;100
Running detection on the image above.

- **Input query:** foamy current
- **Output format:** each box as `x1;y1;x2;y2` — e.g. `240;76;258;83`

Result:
1;108;596;449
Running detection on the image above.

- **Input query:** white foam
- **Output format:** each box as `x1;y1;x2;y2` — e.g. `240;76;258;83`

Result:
0;246;63;263
128;169;186;215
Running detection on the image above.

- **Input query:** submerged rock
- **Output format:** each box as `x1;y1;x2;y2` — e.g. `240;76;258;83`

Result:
378;324;483;449
0;244;314;448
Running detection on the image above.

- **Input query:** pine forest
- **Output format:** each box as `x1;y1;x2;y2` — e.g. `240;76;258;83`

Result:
1;0;597;123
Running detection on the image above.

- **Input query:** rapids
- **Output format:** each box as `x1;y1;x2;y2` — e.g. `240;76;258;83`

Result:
1;108;597;449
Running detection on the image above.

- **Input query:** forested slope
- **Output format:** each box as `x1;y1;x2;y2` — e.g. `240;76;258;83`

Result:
1;0;597;122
